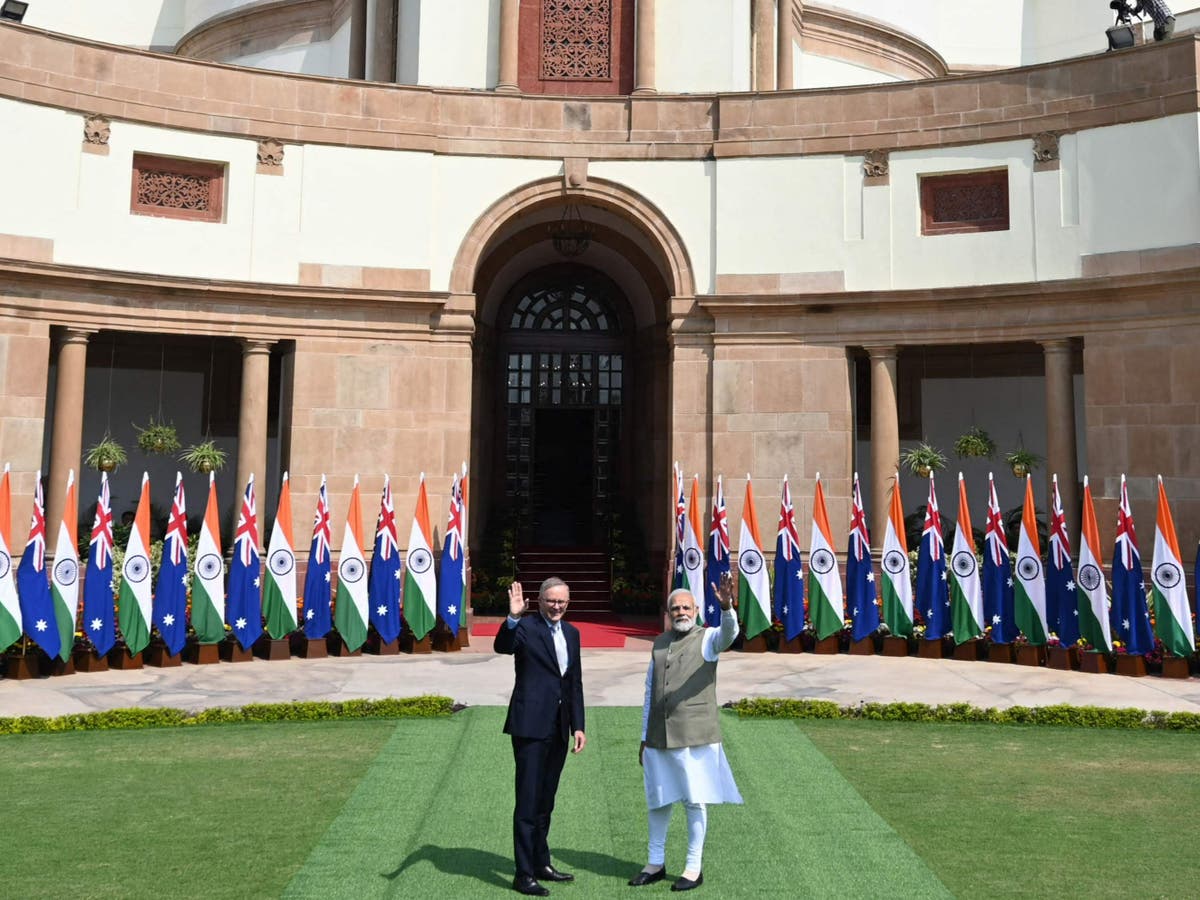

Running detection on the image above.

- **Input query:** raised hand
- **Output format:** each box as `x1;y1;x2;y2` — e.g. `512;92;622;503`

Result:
712;570;736;611
508;581;527;618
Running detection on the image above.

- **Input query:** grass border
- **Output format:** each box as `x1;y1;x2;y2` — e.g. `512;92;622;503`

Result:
728;697;1200;731
0;696;458;735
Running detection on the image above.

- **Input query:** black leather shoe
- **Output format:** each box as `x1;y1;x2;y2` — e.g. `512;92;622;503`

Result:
539;865;574;883
628;868;666;886
513;875;550;896
671;872;703;892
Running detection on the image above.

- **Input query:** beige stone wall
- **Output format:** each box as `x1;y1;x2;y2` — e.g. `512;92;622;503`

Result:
1084;325;1200;553
287;335;472;549
0;317;50;541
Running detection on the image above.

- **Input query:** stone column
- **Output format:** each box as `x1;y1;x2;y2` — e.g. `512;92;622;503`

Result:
867;346;900;542
752;0;775;91
776;0;794;90
633;0;657;95
1042;339;1079;540
496;0;521;92
369;0;398;82
348;0;368;79
236;339;274;543
46;327;94;543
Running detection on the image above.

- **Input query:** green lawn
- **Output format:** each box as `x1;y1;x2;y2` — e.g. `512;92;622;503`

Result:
2;709;1199;898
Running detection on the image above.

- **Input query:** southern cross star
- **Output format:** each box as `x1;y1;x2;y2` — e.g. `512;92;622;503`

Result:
306;609;314;620
253;577;260;588
1065;580;1076;592
324;572;331;582
795;571;802;581
394;570;402;580
1122;618;1130;630
235;617;247;629
992;615;1001;625
447;605;457;616
707;604;715;615
782;605;789;616
35;619;47;632
866;572;875;582
163;614;175;626
90;617;103;631
376;605;388;616
1007;578;1014;587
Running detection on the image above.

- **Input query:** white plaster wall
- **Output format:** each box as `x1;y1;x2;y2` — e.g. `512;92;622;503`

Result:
0;100;82;244
713;155;847;278
231;42;336;77
412;0;497;90
181;0;260;35
795;51;901;89
1078;114;1200;256
587;160;716;294
887;142;1037;290
656;0;751;94
1020;0;1115;64
22;0;185;48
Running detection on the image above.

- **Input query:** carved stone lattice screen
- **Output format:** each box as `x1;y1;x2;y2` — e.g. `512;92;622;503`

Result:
919;169;1009;235
540;0;612;80
130;153;225;223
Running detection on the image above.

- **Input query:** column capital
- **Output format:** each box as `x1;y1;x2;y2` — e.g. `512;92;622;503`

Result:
863;344;899;361
56;326;98;346
240;338;276;355
1039;338;1073;354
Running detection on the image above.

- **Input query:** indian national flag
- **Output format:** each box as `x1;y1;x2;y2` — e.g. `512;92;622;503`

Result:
681;475;705;604
947;473;984;643
334;475;369;651
262;472;298;639
880;471;912;637
808;473;844;640
1151;475;1196;658
0;464;21;651
191;473;226;644
1012;475;1048;644
48;470;80;661
736;475;771;640
1076;476;1112;653
117;473;154;655
403;473;437;641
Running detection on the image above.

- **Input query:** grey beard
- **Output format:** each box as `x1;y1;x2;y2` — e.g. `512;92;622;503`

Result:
672;617;695;634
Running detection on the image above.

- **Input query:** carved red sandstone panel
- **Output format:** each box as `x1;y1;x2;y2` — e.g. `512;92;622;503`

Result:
919;169;1009;235
519;0;634;95
130;153;225;223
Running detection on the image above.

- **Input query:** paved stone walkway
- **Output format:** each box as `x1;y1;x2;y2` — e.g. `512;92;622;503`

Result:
3;639;1200;717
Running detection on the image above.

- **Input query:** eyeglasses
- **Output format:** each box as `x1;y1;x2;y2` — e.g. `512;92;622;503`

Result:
542;598;569;607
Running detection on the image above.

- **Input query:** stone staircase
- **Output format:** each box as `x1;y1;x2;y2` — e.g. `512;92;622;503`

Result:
514;547;612;615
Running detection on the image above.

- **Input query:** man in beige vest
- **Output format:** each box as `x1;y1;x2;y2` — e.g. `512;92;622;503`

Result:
628;572;742;892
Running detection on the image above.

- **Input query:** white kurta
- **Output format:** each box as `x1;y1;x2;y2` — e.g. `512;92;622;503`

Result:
641;610;743;810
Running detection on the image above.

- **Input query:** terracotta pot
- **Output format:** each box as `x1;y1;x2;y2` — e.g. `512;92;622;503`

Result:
1160;655;1191;679
1045;645;1079;671
1015;644;1045;667
953;639;985;661
290;633;328;659
73;649;109;673
253;637;292;661
184;642;221;664
1078;651;1109;674
1115;654;1147;677
882;636;910;657
849;636;875;656
813;635;840;655
219;638;254;663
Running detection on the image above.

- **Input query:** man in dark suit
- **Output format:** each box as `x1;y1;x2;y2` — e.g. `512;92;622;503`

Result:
494;577;586;897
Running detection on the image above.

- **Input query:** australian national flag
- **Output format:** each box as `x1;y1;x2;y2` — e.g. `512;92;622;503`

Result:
303;475;333;638
436;473;466;636
81;472;116;657
368;476;402;644
704;476;730;628
227;474;263;650
1047;475;1080;645
16;472;58;659
672;465;686;592
847;474;879;642
916;475;949;640
153;473;189;656
1112;475;1153;655
773;476;804;641
983;475;1017;643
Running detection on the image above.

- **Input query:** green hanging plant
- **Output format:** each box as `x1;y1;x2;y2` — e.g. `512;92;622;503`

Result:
179;440;227;475
135;419;181;455
953;426;996;460
1005;448;1042;478
899;442;947;478
84;435;127;473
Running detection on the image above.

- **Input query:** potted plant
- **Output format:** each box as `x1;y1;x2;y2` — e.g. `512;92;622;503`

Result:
84;434;127;472
135;419;181;455
953;426;996;459
900;442;947;478
1005;448;1042;478
179;440;227;474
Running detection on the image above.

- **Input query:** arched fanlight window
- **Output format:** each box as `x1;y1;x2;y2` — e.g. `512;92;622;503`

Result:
509;279;617;332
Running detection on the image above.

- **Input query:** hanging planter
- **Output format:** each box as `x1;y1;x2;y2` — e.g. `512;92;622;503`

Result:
900;442;947;478
135;419;181;455
953;426;996;460
84;435;127;473
1005;448;1042;478
179;439;227;474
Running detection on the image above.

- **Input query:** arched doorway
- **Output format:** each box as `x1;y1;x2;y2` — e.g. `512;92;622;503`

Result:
495;264;632;547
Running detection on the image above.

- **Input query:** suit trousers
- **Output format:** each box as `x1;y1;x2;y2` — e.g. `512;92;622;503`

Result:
511;730;569;878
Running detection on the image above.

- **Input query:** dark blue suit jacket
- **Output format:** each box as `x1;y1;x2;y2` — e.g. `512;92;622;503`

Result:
494;614;585;740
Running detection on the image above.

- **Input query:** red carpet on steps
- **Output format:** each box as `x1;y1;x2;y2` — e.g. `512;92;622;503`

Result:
471;614;660;648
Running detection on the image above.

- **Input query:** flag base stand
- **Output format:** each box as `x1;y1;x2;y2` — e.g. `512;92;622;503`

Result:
738;634;768;653
457;626;470;648
73;649;109;673
219;638;254;663
1045;645;1079;670
849;637;876;656
400;633;432;654
366;634;400;655
1079;651;1109;674
776;635;804;654
1161;656;1191;679
882;636;910;657
108;646;144;670
253;637;292;661
430;626;459;653
1115;653;1147;676
146;641;182;667
952;639;984;661
1015;644;1045;667
917;638;945;659
987;643;1015;663
3;652;40;679
43;653;75;676
291;634;328;658
185;642;221;664
326;633;363;657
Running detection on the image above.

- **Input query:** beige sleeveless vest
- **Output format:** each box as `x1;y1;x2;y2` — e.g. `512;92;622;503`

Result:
645;626;721;750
